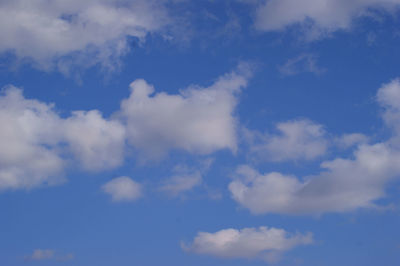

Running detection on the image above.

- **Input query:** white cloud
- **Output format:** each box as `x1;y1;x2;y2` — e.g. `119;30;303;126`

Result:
248;119;328;162
183;226;313;263
278;53;325;76
0;86;125;190
0;87;65;190
377;78;400;136
102;176;142;202
253;0;400;40
230;78;400;215
0;0;171;71
0;65;250;191
63;110;126;171
119;64;252;159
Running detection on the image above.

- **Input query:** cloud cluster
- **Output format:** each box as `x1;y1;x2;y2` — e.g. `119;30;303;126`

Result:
253;0;400;39
230;79;400;215
0;0;171;70
0;65;251;191
183;226;313;263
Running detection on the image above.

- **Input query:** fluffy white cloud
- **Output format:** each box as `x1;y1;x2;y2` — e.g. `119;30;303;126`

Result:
119;64;252;159
0;0;171;70
183;226;313;262
253;0;400;39
0;87;65;190
230;78;400;215
102;176;142;202
248;119;328;162
0;86;125;190
0;65;251;191
63;110;126;171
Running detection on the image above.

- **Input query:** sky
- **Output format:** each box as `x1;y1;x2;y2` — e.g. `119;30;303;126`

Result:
1;0;400;265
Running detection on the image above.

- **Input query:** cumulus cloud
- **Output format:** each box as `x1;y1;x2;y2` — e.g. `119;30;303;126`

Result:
183;226;313;263
63;110;126;171
119;64;252;159
0;87;65;190
253;0;400;40
0;65;250;191
0;86;125;191
247;119;328;162
230;78;400;215
0;0;172;70
102;176;142;202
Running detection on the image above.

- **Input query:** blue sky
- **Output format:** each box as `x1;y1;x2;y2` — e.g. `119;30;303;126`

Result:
1;0;400;265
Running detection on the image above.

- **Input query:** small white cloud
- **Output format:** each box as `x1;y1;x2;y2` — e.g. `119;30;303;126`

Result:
102;176;142;202
183;226;313;263
248;119;328;162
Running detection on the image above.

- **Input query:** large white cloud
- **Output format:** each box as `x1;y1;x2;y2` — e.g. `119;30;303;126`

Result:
247;119;328;162
253;0;400;39
183;226;313;263
0;86;125;190
230;78;400;215
119;64;252;159
0;0;171;70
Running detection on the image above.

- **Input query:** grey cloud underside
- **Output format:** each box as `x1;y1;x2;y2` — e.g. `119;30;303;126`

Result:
230;79;400;215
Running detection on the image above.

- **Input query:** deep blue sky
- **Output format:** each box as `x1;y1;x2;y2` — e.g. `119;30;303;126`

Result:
1;1;400;266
